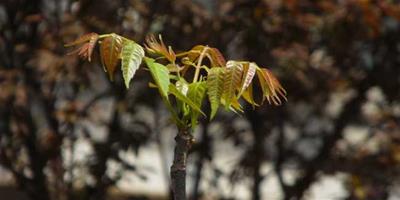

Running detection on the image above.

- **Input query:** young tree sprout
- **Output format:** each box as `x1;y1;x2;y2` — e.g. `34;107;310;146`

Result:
65;32;287;200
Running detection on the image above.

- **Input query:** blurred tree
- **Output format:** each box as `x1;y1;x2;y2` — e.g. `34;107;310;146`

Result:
1;0;400;200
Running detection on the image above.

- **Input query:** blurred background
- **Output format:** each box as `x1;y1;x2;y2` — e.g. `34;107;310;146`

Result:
1;0;400;199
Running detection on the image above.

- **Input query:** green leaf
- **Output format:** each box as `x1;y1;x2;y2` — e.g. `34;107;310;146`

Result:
187;81;207;127
144;57;170;98
144;57;184;127
121;41;144;88
169;84;205;116
175;78;189;96
175;78;190;116
223;61;243;109
188;82;207;108
207;67;225;119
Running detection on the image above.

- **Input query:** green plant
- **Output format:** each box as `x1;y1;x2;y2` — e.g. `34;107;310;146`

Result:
65;32;286;200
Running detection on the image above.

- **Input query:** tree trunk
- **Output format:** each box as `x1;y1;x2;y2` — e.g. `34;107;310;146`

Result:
170;127;193;200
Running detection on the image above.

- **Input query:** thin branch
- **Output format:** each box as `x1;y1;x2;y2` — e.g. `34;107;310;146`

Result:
193;47;208;83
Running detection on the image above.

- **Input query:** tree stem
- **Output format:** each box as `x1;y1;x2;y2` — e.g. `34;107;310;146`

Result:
171;126;193;200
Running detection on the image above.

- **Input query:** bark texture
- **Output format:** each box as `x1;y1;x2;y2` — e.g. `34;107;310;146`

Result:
170;127;193;200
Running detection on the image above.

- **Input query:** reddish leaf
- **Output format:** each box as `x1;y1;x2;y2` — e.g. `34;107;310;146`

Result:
257;68;287;105
187;45;204;62
100;34;123;81
209;48;226;67
65;32;98;47
145;34;176;63
66;33;99;62
188;46;226;67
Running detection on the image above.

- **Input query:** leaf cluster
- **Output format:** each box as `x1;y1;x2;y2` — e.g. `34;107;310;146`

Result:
65;33;287;128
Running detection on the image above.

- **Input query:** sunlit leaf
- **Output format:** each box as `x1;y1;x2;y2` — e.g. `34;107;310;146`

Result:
144;57;170;98
100;34;123;81
175;78;190;116
238;62;257;96
223;61;243;109
207;67;225;119
121;41;144;88
175;78;189;96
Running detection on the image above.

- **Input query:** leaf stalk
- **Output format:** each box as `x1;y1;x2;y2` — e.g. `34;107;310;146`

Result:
193;46;208;83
